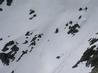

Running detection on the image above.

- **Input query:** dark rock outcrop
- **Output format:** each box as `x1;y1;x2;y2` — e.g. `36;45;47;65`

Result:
2;40;15;52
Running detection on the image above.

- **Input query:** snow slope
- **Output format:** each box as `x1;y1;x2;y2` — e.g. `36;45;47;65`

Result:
0;0;98;73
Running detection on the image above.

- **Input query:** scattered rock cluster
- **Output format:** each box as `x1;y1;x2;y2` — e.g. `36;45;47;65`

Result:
29;9;37;20
29;33;44;52
0;40;19;65
67;23;80;35
78;7;88;12
0;0;13;6
0;0;13;11
0;30;44;66
65;20;80;36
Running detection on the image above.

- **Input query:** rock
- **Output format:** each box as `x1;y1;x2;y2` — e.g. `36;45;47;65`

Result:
2;40;15;52
8;45;19;57
29;14;37;20
25;31;30;36
66;23;68;27
78;15;82;19
30;41;36;46
6;0;13;6
90;66;98;73
29;47;34;52
30;35;37;42
79;8;83;11
84;7;88;11
55;28;59;34
0;38;3;41
29;9;35;15
0;8;3;11
0;52;15;65
56;56;60;59
88;38;98;45
23;40;28;44
72;45;96;68
69;21;73;24
33;14;37;17
11;70;14;73
16;50;28;62
0;0;4;5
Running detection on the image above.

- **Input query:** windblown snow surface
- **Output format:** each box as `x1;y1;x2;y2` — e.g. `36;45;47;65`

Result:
0;0;98;73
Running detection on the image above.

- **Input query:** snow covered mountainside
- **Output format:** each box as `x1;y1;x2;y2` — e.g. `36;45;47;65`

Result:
0;0;98;73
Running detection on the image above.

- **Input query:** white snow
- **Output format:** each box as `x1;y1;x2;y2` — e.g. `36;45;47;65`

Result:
0;0;98;73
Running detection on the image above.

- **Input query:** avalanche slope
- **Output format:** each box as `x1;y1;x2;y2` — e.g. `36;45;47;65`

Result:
0;0;98;73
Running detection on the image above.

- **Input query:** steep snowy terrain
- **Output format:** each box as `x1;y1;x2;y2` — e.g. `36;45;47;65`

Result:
0;0;98;73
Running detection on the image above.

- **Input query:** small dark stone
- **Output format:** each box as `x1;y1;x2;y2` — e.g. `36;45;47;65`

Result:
69;26;71;29
0;38;3;41
37;39;39;41
96;32;98;34
72;45;96;68
33;14;37;17
30;41;36;46
29;14;36;20
78;15;82;19
23;40;28;44
30;32;33;35
88;38;98;45
79;8;83;11
84;7;88;11
29;47;34;52
26;37;29;39
29;9;35;15
31;36;37;42
22;50;28;54
38;34;43;38
0;8;3;11
66;23;68;26
25;31;30;36
56;56;60;59
29;17;33;20
11;70;14;73
55;28;59;34
69;21;73;24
